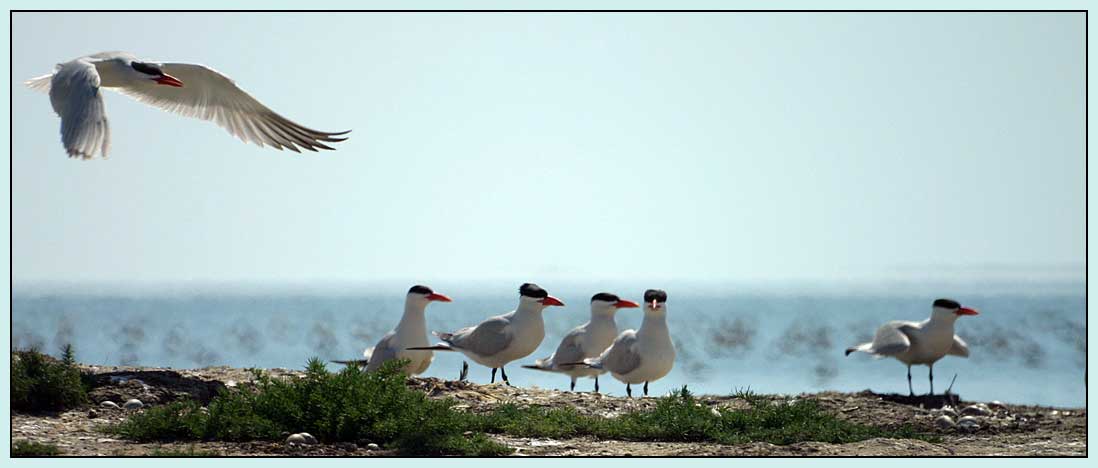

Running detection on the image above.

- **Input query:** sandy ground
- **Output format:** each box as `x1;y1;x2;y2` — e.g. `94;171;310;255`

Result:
10;364;1087;457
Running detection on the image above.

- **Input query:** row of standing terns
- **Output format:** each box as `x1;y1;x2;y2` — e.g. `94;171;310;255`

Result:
338;283;980;398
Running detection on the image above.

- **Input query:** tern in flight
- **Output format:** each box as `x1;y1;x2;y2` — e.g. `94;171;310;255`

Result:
26;51;349;159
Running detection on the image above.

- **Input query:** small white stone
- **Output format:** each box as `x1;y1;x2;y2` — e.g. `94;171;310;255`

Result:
934;415;956;429
957;416;980;431
988;400;1007;410
99;401;120;409
286;434;307;445
122;399;143;410
939;406;958;418
367;443;380;451
961;404;991;416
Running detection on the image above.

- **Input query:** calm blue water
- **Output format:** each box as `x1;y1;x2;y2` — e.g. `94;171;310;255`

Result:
11;283;1086;407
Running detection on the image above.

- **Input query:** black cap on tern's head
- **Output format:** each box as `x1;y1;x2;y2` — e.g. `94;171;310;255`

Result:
130;61;164;76
644;289;668;304
407;284;452;303
592;292;640;309
932;298;960;309
591;292;620;303
933;298;978;316
519;283;548;299
408;285;434;295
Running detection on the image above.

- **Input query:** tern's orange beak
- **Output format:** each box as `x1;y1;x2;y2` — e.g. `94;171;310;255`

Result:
154;74;183;87
540;296;565;307
615;299;640;308
956;307;979;316
426;293;452;302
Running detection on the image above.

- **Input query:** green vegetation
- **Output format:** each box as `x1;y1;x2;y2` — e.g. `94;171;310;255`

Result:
107;359;934;455
108;359;509;456
11;440;62;457
11;348;88;412
472;387;935;445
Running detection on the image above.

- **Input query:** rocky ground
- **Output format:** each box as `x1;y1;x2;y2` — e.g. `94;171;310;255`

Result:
10;364;1087;457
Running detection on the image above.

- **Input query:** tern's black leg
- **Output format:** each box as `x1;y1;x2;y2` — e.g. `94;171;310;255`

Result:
928;365;934;395
907;365;914;397
460;361;469;381
491;368;497;384
644;381;649;397
501;365;511;385
626;383;632;398
594;375;600;393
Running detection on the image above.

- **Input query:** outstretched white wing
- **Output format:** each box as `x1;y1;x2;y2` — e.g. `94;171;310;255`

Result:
47;60;110;159
115;62;348;152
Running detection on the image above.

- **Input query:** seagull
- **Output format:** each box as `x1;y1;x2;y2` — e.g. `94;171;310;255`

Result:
407;283;564;385
845;298;979;396
332;285;452;375
566;289;675;397
522;292;638;392
25;51;349;159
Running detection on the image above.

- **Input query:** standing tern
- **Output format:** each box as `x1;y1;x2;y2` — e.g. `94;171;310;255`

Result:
407;283;564;385
333;285;452;375
845;298;979;396
522;292;638;392
25;51;349;159
567;289;676;397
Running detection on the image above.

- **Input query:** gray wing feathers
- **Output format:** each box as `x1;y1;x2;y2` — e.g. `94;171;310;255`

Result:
545;332;587;370
450;316;512;357
115;63;348;152
49;61;110;159
598;331;641;375
947;335;970;358
868;321;914;356
365;332;399;372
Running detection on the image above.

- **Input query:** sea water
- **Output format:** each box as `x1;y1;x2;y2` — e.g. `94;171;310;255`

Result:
11;281;1085;407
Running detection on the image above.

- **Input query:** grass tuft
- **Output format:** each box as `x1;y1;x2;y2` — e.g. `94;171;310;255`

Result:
148;445;219;457
12;440;62;457
108;360;935;454
107;359;509;456
11;348;88;413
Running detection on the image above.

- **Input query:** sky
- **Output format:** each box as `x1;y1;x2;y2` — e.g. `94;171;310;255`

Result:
9;12;1085;287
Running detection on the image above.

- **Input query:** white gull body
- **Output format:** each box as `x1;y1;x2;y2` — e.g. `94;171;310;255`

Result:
523;294;638;391
581;290;675;397
845;299;978;395
26;51;348;159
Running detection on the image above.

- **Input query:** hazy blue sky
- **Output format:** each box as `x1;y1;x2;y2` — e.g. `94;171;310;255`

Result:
10;12;1084;285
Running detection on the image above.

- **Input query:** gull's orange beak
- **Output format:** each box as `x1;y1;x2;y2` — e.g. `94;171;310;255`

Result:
540;296;565;307
426;293;452;302
154;74;183;87
615;299;640;308
957;307;979;316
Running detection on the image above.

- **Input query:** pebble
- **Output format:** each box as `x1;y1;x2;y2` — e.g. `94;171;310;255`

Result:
939;406;958;418
87;409;99;419
99;401;120;409
286;433;318;445
957;416;981;431
934;415;956;429
123;399;144;410
962;404;991;416
988;400;1007;410
367;443;380;451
